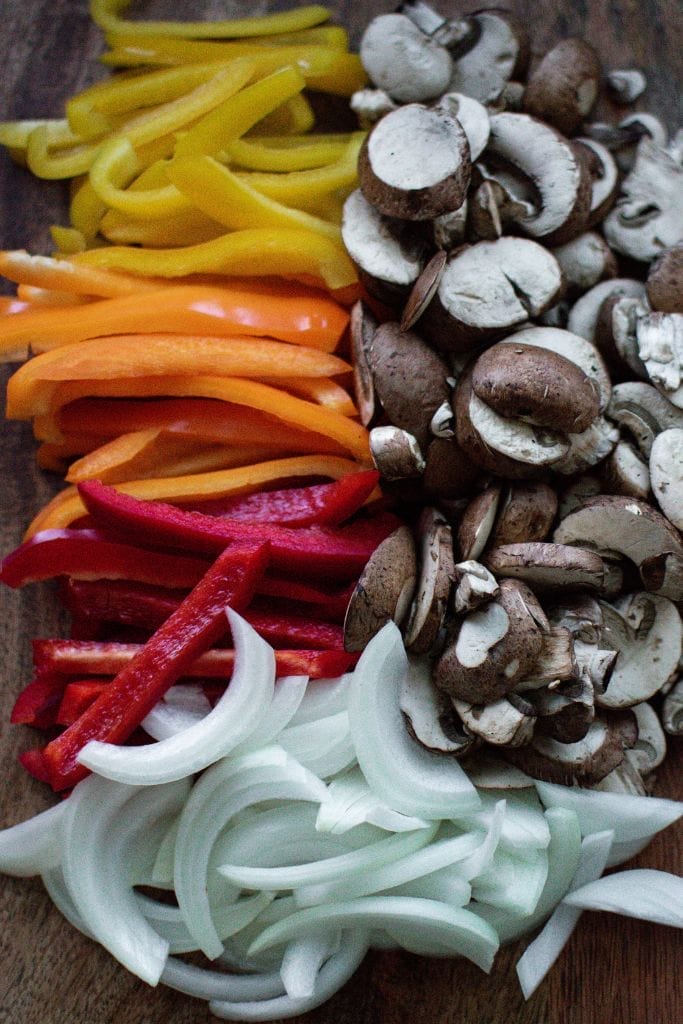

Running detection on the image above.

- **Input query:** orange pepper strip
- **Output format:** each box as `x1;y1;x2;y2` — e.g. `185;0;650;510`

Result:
54;396;349;455
7;334;351;416
25;454;364;536
0;296;31;315
16;285;93;307
65;428;283;484
0;283;349;361
259;375;357;415
19;376;370;460
0;250;170;298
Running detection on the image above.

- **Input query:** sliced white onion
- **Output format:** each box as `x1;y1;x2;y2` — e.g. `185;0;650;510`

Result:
280;931;340;998
456;788;551;856
78;610;276;785
0;800;66;876
605;834;654;868
61;774;189;984
515;829;614;999
289;675;352;725
279;711;356;778
174;748;327;959
151;816;180;887
138;890;274;954
315;766;431;834
42;866;93;939
232;676;309;754
247;897;499;973
218;823;438;891
535;782;683;842
387;867;471;907
142;684;212;740
161;956;286;1002
451;800;505;882
209;930;369;1021
563;869;683;927
472;845;548;917
348;623;480;819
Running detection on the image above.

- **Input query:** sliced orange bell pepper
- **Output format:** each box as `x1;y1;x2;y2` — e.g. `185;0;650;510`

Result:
25;453;364;536
0;250;169;298
260;376;357;415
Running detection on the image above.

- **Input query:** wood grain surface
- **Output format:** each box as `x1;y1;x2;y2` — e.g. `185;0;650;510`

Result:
0;3;681;1023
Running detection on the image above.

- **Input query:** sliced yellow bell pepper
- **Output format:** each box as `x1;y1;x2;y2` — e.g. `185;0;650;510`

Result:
227;135;350;172
90;1;331;39
100;207;225;247
251;93;315;136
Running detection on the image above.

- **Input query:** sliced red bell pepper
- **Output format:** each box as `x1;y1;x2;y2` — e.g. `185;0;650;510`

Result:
186;469;379;527
78;480;394;580
1;528;211;589
32;638;356;682
56;680;113;727
19;748;52;783
256;577;354;623
10;672;67;729
41;541;269;791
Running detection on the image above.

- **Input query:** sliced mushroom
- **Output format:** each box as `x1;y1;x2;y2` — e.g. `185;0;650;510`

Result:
649;428;683;529
504;325;611;412
452;559;499;614
467;389;570;468
399;1;473;50
662;678;683;735
606;381;683;458
602;439;650;500
400;656;479;755
553;494;683;598
420;237;562;351
350;87;398;129
566;278;647;343
485;112;592;244
551;416;620;476
369;425;425;480
457;483;502;560
628;701;667;772
422;436;480;500
646;244;683;313
358;102;471;220
527;674;595;743
403;507;455;654
432;203;468;249
573;137;620;227
523;38;601;137
434;578;549;703
603;137;683;262
595;592;682;707
401;249;447;332
557;473;603;520
467;179;504;240
359;13;453;103
368;321;451;449
349;299;377;428
513;626;578;690
453;693;536;747
483;542;607;593
573;641;618;691
343;526;418;651
551;232;617;294
459;748;534;788
447;9;528;104
503;711;637;784
633;312;683;407
547;592;604;644
436;92;490;161
489;482;558;547
590;755;648;795
341;189;426;304
606;68;647;104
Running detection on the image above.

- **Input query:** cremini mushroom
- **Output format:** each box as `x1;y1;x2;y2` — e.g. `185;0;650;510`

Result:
566;278;647;343
452;559;499;614
457;483;503;560
551;232;617;294
436;92;491;160
349;299;377;428
483;542;607;593
452;693;536;747
606;68;647;104
629;701;667;772
606;381;683;458
343;526;418;652
523;38;601;137
527;674;595;743
400;655;479;755
662;678;683;736
447;9;528;104
573;137;620;227
369;425;426;481
401;249;448;332
632;312;683;407
350;87;398;129
513;626;578;690
646;244;683;313
489;482;558;546
359;13;453;103
403;507;455;654
602;440;651;500
422;436;480;500
649;428;683;529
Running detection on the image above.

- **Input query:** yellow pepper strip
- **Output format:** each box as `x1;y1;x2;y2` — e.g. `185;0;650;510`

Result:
100;207;225;247
0;250;169;298
70;175;107;241
90;1;331;39
174;65;305;158
303;52;368;97
249;93;315;136
26;126;104;180
8;335;351;415
166;155;340;241
25;452;362;536
0;118;76;151
70;228;358;291
50;227;87;255
259;376;357;416
227;135;349;172
89;139;188;218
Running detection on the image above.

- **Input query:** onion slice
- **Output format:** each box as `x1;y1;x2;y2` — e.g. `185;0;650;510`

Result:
280;932;340;999
535;782;683;842
78;610;276;785
142;684;212;740
563;869;683;927
0;800;66;876
315;766;431;834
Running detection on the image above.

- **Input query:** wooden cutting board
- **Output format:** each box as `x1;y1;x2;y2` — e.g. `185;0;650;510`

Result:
1;3;681;1023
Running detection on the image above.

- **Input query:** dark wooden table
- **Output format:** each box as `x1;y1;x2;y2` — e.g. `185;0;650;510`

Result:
1;3;681;1023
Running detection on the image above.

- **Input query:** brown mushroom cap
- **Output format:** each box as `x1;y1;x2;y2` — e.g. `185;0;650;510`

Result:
343;526;418;653
470;341;600;434
400;657;479;756
483;542;606;593
489;482;558;546
403;507;455;654
422;436;480;500
523;38;601;137
646;244;683;313
457;483;503;560
528;674;595;743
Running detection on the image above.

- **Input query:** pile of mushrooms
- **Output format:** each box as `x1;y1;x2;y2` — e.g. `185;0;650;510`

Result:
342;1;683;792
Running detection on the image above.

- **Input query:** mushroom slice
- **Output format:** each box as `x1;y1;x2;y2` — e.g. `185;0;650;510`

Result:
422;436;480;500
453;694;536;747
483;542;606;593
369;425;425;481
459;749;534;788
434;578;548;703
486;112;591;244
573;138;620;226
551;416;620;476
490;482;558;546
341;189;426;304
646;243;683;314
400;657;478;755
358;103;471;221
650;428;683;529
401;249;448;333
606;69;647;104
551;232;617;295
343;526;418;652
453;560;499;614
523;38;601;137
404;507;455;654
629;702;667;773
503;711;637;784
634;312;683;407
432;203;468;249
457;483;502;560
350;87;398;129
421;237;563;351
436;92;491;160
662;678;683;736
557;473;603;521
468;392;570;467
572;642;618;691
504;325;611;412
606;381;683;458
471;341;600;433
349;299;378;428
513;626;578;691
567;278;647;343
553;494;683;598
595;593;682;708
359;13;453;103
527;674;595;743
603;137;683;262
368;321;451;449
447;9;527;104
399;0;473;48
547;593;604;644
602;440;650;500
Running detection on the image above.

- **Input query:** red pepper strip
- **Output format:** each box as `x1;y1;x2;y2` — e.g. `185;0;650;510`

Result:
10;672;67;729
32;638;356;682
41;542;269;791
56;680;113;727
19;748;52;783
256;577;354;623
78;480;393;581
0;527;211;590
61;578;345;649
185;469;379;527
